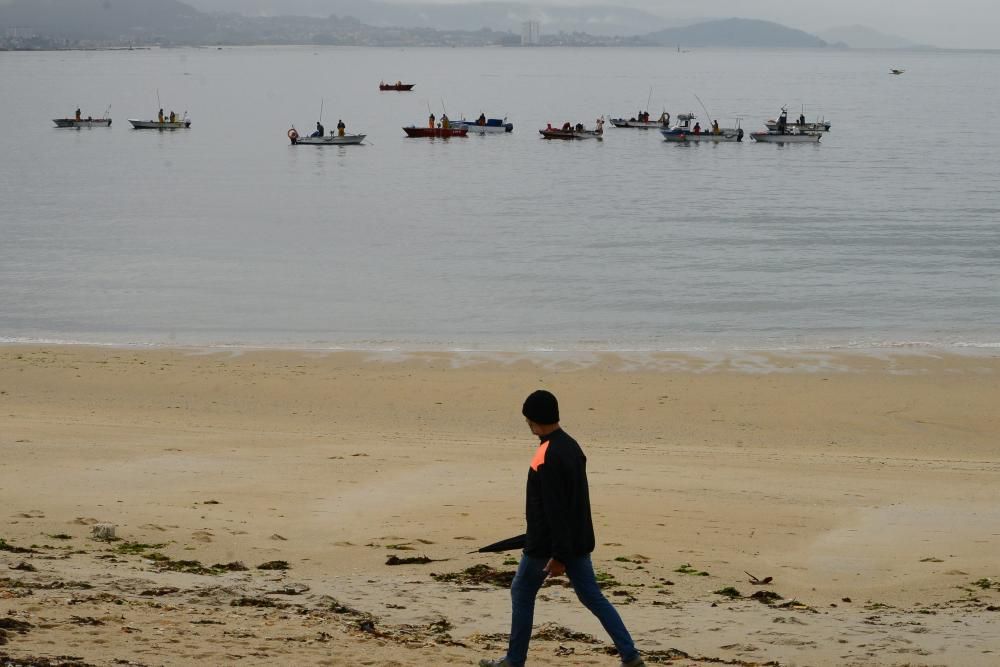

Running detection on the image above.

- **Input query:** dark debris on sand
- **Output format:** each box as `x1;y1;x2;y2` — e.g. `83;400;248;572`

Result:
256;560;290;571
385;555;434;566
0;655;96;667
432;564;514;588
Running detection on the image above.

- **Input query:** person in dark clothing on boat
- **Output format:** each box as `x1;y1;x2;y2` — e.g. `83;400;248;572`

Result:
75;108;82;121
693;122;701;135
158;108;165;123
777;110;787;134
169;110;176;123
479;391;644;667
428;113;435;129
478;112;487;126
312;121;324;138
337;119;346;136
798;113;806;126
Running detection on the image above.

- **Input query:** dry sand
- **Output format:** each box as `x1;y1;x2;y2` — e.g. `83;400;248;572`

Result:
1;345;999;666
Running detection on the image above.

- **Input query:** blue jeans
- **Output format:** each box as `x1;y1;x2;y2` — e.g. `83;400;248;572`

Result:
505;552;638;666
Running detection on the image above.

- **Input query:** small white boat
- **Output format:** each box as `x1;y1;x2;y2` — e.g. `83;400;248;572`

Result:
53;118;112;128
129;116;191;130
766;117;830;133
288;128;366;145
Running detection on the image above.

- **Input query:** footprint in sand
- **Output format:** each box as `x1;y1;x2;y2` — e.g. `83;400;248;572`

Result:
191;530;214;543
140;524;168;532
13;510;45;519
70;517;100;525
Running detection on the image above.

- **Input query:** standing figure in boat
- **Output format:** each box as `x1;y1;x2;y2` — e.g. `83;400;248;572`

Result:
428;113;435;129
337;119;346;136
158;108;165;123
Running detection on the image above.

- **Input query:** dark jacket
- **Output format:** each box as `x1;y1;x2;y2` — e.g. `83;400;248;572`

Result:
524;428;596;563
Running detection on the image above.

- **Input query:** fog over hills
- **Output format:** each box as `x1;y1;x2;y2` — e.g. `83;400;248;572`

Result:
816;24;929;49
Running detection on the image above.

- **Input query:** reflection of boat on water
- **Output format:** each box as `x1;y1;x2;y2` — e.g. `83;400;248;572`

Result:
380;81;415;91
660;113;743;142
450;116;513;134
540;118;604;140
403;126;468;138
287;127;365;145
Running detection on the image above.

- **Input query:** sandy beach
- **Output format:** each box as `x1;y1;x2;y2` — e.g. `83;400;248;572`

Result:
1;345;999;666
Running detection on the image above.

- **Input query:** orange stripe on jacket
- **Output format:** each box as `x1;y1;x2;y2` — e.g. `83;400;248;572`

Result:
530;441;550;472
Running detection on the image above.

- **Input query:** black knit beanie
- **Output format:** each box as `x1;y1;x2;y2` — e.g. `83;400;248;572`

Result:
522;390;559;424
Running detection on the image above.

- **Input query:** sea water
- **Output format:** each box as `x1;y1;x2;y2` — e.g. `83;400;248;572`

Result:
1;46;998;351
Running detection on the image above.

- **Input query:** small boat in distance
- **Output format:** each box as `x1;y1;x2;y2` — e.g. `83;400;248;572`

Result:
380;81;415;91
540;118;605;140
450;115;513;134
287;126;365;145
53;107;112;128
129;110;191;130
661;114;743;142
890;69;905;75
610;111;670;129
403;126;468;138
751;107;821;143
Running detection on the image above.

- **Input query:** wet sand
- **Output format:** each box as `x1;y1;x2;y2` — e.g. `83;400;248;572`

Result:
2;346;999;666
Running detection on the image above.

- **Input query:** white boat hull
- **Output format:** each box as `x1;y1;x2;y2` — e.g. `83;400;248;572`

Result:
292;134;366;145
454;123;512;135
661;128;743;142
129;119;191;129
610;119;667;129
766;121;830;133
751;132;821;143
53;118;112;128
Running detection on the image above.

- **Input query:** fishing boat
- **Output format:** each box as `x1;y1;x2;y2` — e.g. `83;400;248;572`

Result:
53;106;112;128
660;113;743;142
129;114;191;130
610;112;670;129
287;127;365;145
539;118;604;140
765;117;830;133
752;108;821;143
450;116;513;134
403;126;468;138
380;81;415;91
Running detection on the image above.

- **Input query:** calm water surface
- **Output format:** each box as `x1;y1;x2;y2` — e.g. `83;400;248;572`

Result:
1;46;998;350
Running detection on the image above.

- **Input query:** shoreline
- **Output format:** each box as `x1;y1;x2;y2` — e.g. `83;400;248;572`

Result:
2;345;998;665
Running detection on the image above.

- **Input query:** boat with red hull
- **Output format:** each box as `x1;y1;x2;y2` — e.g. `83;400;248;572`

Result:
380;82;415;91
403;126;468;138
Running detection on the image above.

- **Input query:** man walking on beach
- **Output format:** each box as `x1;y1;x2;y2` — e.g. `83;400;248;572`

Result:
480;390;644;667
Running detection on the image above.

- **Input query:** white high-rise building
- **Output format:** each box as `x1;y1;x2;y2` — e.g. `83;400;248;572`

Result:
521;21;540;46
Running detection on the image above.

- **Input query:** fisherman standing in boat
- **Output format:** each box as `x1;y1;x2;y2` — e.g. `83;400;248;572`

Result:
75;108;82;121
441;113;450;129
479;390;644;667
169;110;176;124
478;112;487;126
428;112;435;129
337;119;346;137
158;108;165;123
712;119;720;135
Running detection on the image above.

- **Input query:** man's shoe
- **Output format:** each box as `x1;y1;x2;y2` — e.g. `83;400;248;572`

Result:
478;660;514;667
620;658;646;667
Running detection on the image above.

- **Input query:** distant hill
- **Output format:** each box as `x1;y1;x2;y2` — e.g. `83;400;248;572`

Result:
0;0;212;41
182;0;681;36
816;25;930;49
645;17;828;48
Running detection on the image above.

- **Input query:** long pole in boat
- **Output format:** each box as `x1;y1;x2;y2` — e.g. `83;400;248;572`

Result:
694;93;713;129
319;98;324;124
646;86;653;115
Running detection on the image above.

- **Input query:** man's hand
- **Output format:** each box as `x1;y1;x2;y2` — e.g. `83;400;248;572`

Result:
543;558;566;578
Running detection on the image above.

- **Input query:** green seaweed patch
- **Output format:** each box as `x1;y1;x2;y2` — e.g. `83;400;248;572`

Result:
257;560;290;571
115;541;168;555
714;586;742;599
432;564;515;588
503;557;518;566
614;554;650;564
594;571;620;589
971;578;1000;591
144;552;226;576
673;563;710;576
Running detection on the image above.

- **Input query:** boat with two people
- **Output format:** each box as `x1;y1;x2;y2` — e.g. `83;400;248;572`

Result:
751;108;821;143
539;118;605;140
610;111;670;129
287;119;365;145
449;113;513;134
380;80;415;91
53;106;112;128
660;113;743;142
129;108;191;129
403;112;468;137
765;107;830;133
